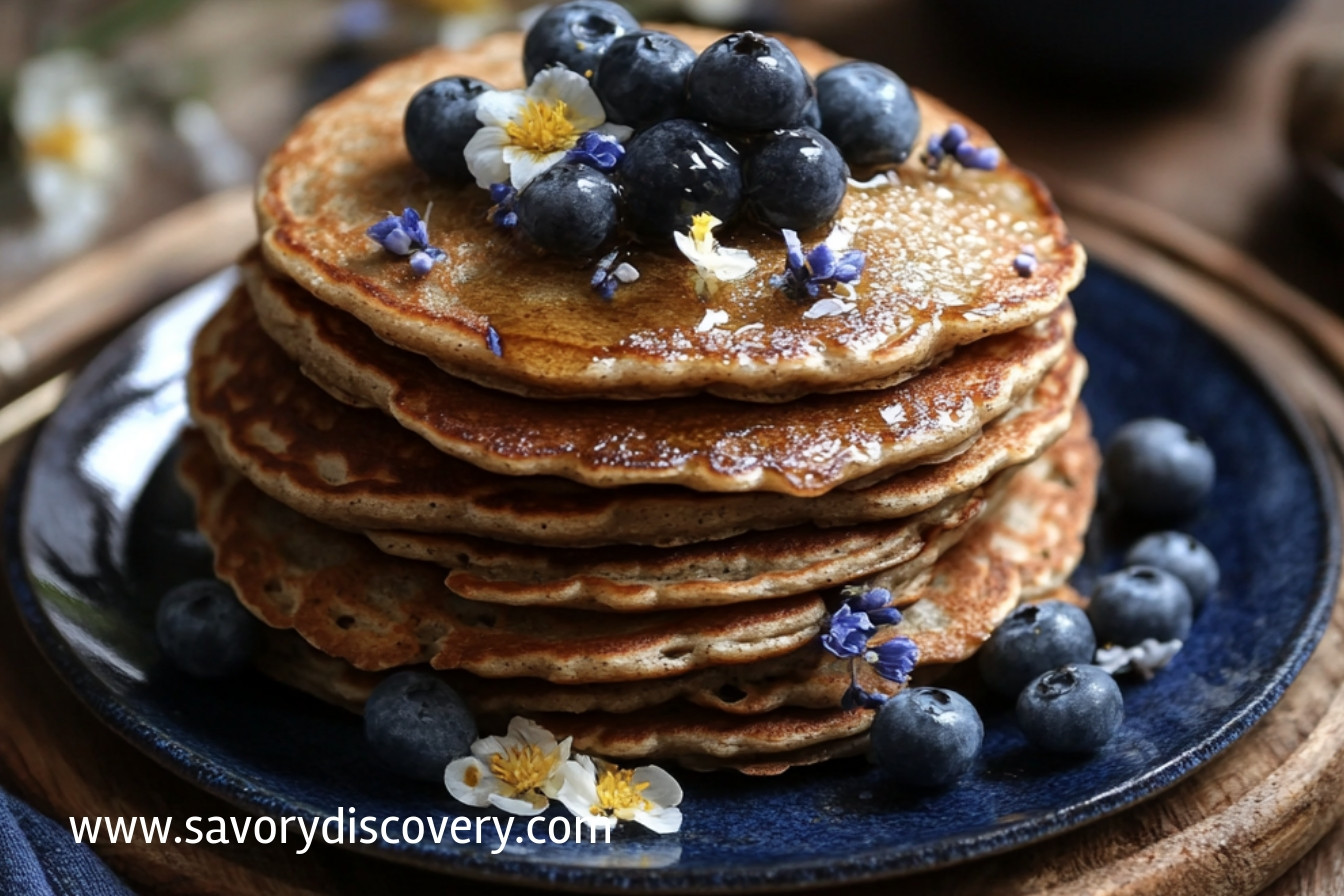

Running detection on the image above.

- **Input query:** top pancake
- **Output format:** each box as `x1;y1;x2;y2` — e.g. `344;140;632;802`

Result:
257;26;1084;402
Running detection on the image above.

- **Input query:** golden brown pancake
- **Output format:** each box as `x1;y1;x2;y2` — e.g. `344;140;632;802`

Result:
257;28;1084;402
249;412;1098;767
245;256;1074;495
188;285;1085;546
179;430;830;682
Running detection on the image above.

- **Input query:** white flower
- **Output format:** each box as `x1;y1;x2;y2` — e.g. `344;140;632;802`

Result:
672;213;756;297
557;754;683;835
1095;639;1183;680
464;68;632;190
8;50;126;257
444;716;571;815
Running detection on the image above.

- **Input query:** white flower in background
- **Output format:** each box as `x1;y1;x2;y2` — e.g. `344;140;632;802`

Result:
464;67;632;190
10;50;126;256
673;212;756;296
444;716;572;815
557;754;684;835
680;0;754;26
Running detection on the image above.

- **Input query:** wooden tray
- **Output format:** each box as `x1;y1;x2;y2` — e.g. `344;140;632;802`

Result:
2;185;1344;894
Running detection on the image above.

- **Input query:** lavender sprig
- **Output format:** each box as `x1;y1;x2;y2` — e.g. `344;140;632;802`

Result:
366;207;448;274
772;228;866;300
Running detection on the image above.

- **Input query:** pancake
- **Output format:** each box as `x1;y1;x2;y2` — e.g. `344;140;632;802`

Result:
257;27;1084;402
179;430;829;682
188;284;1085;545
245;256;1074;495
251;410;1098;731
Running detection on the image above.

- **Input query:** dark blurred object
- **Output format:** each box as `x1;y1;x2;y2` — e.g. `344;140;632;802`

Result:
1288;42;1344;242
939;0;1296;84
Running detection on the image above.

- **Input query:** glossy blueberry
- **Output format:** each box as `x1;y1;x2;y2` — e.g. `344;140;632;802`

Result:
155;579;262;679
871;688;983;789
977;600;1097;698
815;61;921;167
592;30;695;130
1088;566;1194;646
800;73;822;129
1125;531;1219;609
364;671;477;781
744;127;849;232
515;161;621;256
618;119;743;239
1104;418;1215;519
522;0;639;81
1016;664;1124;753
403;76;490;184
685;32;811;132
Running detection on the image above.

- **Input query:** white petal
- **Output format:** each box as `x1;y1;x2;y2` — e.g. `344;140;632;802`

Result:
508;717;559;752
632;806;683;834
710;247;757;281
594;122;634;143
444;757;498;807
487;792;549;816
672;231;703;265
555;759;601;819
825;219;858;251
632;766;683;808
465;127;511;189
508;149;566;190
475;89;527;127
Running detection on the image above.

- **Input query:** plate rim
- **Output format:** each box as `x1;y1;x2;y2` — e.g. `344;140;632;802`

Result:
4;263;1341;891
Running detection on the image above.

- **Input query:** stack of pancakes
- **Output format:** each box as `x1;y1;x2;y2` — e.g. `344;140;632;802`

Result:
180;26;1095;774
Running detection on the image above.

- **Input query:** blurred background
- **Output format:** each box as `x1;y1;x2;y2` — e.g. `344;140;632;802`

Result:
1;0;1343;300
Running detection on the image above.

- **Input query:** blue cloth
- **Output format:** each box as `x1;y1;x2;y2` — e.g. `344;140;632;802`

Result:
0;788;134;895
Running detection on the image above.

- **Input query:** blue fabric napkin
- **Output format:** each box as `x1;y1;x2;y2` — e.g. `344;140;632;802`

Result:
0;787;135;895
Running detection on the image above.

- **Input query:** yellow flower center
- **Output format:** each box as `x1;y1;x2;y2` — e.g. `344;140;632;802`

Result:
25;121;85;165
590;767;653;820
505;99;579;155
489;744;558;795
690;212;718;249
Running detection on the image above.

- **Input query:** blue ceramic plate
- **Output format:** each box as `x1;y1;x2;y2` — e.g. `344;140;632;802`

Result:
6;264;1339;890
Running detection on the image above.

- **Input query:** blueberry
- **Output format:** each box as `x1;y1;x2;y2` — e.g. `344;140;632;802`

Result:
155;579;262;679
364;671;477;781
522;0;639;82
618;119;743;239
685;32;811;133
871;688;983;789
1125;531;1219;609
815;61;921;167
977;600;1097;698
515;161;621;256
744;127;849;232
1016;664;1124;753
1104;418;1215;520
800;73;822;129
592;30;695;130
403;76;490;184
1088;566;1194;646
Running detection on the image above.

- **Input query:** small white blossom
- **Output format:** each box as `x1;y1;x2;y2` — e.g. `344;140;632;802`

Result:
696;308;730;332
464;68;632;190
1095;639;1183;680
444;716;571;815
556;754;683;835
673;213;756;297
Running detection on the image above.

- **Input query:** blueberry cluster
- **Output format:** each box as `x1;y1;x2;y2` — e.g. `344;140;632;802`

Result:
402;1;925;275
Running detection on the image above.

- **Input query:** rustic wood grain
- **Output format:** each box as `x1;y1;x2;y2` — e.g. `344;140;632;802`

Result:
3;189;1344;894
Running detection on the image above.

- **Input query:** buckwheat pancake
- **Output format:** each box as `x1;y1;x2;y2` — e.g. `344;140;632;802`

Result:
244;257;1074;495
179;431;828;682
251;411;1097;731
367;475;1004;610
257;27;1084;402
189;284;1085;545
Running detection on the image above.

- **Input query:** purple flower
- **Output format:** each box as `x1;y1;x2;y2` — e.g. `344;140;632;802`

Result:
409;246;447;275
485;324;503;358
367;207;430;255
863;637;919;684
841;683;889;710
565;131;625;171
821;604;875;659
488;183;518;230
844;587;902;627
925;123;1000;173
772;229;866;299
